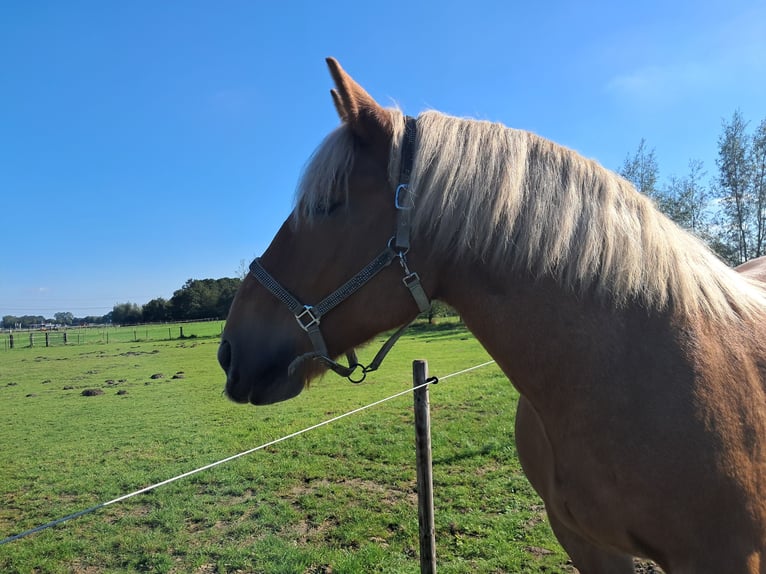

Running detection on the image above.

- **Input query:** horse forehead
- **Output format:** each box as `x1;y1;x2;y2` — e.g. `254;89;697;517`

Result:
350;145;393;185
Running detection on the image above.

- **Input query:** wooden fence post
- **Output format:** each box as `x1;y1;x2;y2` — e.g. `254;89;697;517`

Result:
413;360;437;574
9;334;13;349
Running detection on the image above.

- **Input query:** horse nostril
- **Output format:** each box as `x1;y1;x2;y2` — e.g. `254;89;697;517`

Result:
218;340;232;373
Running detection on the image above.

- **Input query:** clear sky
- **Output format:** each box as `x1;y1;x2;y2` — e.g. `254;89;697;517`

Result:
2;0;765;319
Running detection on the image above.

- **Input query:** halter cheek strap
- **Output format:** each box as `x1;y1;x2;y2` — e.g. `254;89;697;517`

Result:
250;116;429;383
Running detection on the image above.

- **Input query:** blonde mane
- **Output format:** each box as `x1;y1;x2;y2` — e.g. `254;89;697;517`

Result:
296;109;766;321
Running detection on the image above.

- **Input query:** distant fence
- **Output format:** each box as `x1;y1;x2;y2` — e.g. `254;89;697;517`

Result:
1;320;225;350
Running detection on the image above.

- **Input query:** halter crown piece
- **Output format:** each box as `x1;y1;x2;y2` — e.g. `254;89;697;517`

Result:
249;116;430;383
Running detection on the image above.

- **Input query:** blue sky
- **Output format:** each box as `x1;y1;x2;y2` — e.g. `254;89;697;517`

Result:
2;1;765;319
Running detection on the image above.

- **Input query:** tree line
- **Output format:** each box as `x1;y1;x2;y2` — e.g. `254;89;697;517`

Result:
620;109;766;265
2;277;241;329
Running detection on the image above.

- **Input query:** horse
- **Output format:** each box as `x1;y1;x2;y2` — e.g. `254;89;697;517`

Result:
738;255;766;284
218;58;766;573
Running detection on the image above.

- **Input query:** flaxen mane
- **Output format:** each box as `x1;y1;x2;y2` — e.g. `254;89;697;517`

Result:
295;109;766;321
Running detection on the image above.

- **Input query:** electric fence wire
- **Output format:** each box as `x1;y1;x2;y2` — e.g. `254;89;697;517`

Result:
0;360;497;546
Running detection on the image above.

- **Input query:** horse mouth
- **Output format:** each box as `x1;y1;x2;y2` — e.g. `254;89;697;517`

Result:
221;342;305;405
224;368;304;405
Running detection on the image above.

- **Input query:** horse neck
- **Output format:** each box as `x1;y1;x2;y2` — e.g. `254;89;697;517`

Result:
436;258;678;410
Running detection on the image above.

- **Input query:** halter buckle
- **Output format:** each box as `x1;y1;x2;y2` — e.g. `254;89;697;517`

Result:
295;305;320;331
402;271;421;288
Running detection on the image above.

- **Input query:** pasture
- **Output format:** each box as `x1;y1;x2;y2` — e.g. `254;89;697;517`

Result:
0;321;570;573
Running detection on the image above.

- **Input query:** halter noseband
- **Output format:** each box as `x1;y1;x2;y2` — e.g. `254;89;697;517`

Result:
249;116;430;383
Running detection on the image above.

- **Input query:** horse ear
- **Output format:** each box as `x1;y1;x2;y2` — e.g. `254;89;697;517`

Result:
325;57;393;148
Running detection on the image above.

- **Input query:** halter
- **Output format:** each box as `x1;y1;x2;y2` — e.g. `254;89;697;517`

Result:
249;116;430;383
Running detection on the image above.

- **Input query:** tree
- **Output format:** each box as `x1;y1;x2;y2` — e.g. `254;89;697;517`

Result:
142;298;171;323
111;302;143;325
215;278;241;319
716;109;753;264
236;259;250;280
617;111;766;265
424;300;458;324
659;159;710;235
750;118;766;257
2;315;46;328
54;312;74;326
171;279;214;320
170;278;241;321
620;138;660;198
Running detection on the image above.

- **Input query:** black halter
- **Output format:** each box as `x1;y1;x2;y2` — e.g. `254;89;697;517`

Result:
249;116;429;383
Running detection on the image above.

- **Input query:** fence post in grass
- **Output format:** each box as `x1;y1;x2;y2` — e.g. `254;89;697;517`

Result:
413;359;437;574
45;332;49;347
9;334;13;349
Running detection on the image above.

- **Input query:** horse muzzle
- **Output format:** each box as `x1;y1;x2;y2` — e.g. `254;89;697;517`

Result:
218;338;305;405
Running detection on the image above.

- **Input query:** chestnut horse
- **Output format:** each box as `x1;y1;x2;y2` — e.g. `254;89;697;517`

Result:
219;58;766;573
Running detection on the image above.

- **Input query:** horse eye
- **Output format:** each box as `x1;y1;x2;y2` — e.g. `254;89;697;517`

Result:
315;200;344;216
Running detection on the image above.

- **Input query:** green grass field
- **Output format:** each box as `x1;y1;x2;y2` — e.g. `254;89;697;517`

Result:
0;320;571;573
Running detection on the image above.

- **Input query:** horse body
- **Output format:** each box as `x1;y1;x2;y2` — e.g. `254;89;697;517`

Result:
738;255;766;283
219;58;766;573
442;255;766;572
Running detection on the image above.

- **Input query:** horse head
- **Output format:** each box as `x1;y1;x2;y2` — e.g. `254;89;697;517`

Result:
218;59;433;405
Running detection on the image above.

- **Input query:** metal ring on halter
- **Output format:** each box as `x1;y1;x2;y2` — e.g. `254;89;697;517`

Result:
347;365;368;384
388;235;409;256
